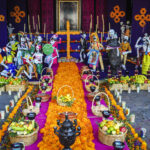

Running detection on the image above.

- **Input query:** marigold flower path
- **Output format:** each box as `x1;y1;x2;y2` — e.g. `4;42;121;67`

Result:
38;62;95;150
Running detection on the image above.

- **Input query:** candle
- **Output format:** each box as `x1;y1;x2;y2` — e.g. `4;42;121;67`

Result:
5;105;9;113
44;23;46;38
10;100;14;107
140;128;147;138
125;107;130;116
24;24;26;32
19;89;22;95
8;90;11;95
116;91;120;98
122;101;126;109
148;86;150;92
130;114;135;123
137;86;140;93
17;92;21;98
114;89;117;96
14;95;18;103
120;88;122;94
128;87;131;93
0;111;5;119
0;91;1;95
38;15;40;31
118;95;122;103
33;16;35;30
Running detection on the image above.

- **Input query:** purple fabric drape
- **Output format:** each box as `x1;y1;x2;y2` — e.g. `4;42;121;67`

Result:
82;0;94;32
0;0;7;48
96;0;107;32
41;0;54;33
131;0;150;56
28;0;40;33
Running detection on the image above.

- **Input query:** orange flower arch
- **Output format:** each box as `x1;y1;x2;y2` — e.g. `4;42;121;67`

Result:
110;5;125;23
134;8;150;28
10;5;25;23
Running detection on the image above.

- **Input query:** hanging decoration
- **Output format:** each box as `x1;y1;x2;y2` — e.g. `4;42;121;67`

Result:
10;5;25;23
134;8;150;28
0;15;5;22
110;5;125;23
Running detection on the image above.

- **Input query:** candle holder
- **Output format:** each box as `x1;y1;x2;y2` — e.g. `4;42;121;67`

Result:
35;97;42;108
54;114;81;150
90;86;96;92
27;112;36;120
113;141;125;150
11;142;24;150
102;110;111;120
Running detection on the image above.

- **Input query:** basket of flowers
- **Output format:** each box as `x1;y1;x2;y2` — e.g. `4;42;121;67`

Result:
85;75;99;93
56;85;75;107
8;119;39;146
98;120;127;146
92;92;110;117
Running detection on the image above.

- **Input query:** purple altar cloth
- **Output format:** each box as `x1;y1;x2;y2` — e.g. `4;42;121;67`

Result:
26;63;129;150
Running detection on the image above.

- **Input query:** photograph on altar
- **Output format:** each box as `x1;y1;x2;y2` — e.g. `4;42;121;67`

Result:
56;0;81;31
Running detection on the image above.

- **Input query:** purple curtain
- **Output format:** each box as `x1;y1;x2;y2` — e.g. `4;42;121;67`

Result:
96;0;107;32
41;0;54;33
28;0;40;33
0;0;7;48
131;0;150;56
82;0;94;32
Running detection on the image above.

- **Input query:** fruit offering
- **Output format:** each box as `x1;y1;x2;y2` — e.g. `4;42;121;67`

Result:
0;76;7;87
99;120;127;135
57;94;75;107
8;120;37;136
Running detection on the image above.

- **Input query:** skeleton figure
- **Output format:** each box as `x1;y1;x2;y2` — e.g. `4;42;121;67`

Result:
88;32;104;72
0;47;16;77
7;23;15;36
135;33;150;75
106;29;121;75
33;45;43;74
80;33;88;63
119;35;132;70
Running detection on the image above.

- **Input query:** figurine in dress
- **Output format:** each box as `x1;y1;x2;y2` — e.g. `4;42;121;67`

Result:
135;33;150;75
106;29;121;75
33;45;43;75
87;32;104;72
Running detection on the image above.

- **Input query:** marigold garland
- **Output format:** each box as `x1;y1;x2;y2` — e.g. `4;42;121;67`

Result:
0;85;33;142
105;88;147;150
38;62;95;150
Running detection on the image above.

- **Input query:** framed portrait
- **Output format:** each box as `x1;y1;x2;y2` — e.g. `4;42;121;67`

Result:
88;49;99;65
56;0;81;31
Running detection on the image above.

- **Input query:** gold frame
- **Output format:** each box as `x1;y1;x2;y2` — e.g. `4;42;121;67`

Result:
56;0;81;31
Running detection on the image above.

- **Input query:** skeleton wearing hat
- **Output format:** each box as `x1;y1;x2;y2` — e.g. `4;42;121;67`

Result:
135;33;150;75
88;32;104;72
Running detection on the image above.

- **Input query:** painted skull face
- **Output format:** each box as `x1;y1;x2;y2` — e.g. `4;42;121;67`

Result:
38;36;42;42
82;33;86;39
109;29;115;38
50;39;55;45
93;36;97;42
123;35;128;42
12;35;16;41
21;37;26;43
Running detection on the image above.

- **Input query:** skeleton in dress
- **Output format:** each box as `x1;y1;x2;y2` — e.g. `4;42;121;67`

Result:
33;45;43;74
80;33;88;63
0;47;16;77
87;32;104;72
106;29;121;75
135;33;150;75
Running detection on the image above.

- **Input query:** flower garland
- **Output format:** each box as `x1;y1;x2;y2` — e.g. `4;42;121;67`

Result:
105;88;147;150
38;62;95;150
0;85;33;142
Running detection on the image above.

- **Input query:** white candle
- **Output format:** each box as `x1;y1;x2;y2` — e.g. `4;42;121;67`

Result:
130;114;135;123
17;92;21;98
8;91;11;95
122;101;126;109
148;86;150;92
120;88;122;94
0;111;5;119
5;105;9;113
115;89;118;96
19;89;22;95
14;95;18;102
0;91;1;95
128;87;131;93
116;91;120;98
10;100;14;107
118;95;122;103
125;107;130;116
137;86;140;93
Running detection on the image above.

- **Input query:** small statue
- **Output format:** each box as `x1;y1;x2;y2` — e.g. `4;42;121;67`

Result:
88;32;104;72
106;29;121;75
7;23;15;36
80;33;88;63
33;45;43;75
135;33;150;75
50;34;61;64
37;36;44;49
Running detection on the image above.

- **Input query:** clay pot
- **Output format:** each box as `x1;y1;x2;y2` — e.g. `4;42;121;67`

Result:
35;93;50;102
59;112;77;122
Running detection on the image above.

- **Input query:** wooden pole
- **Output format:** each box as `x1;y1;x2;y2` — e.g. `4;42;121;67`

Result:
109;22;111;30
28;15;30;33
33;16;35;30
44;23;46;38
102;14;105;39
24;24;26;33
38;15;40;31
36;24;38;33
